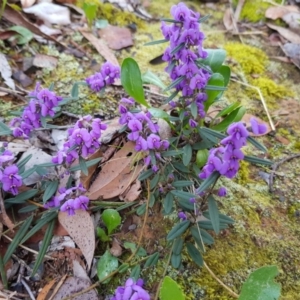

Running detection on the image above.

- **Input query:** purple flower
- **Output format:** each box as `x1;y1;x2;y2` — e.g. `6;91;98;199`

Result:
147;134;161;150
2;165;22;195
60;199;76;216
128;119;143;132
227;122;249;140
135;137;148;152
250;117;267;135
189;119;198;128
73;195;89;210
189;197;196;203
171;3;191;22
218;187;227;197
178;211;187;220
152;165;159;172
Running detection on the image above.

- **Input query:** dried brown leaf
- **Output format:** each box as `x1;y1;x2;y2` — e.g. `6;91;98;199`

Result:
33;54;58;69
0;53;15;90
99;25;133;50
88;142;143;200
120;180;141;202
37;278;58;300
223;8;234;31
101;118;122;144
265;5;299;20
110;239;123;257
58;210;95;270
51;277;98;300
282;43;300;69
21;0;36;9
267;23;300;44
79;29;119;66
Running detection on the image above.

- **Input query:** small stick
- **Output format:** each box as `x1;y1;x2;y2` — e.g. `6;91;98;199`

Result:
231;79;276;131
234;0;245;23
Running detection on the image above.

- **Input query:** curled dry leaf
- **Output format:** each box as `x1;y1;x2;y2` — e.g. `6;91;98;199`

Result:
110;238;123;257
58;210;95;270
265;5;299;20
88;142;143;200
37;278;58;300
267;23;300;44
23;3;71;26
51;277;98;300
0;53;15;90
120;180;141;202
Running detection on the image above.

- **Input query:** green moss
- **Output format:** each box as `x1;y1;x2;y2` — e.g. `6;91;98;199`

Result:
233;0;282;23
236;161;250;185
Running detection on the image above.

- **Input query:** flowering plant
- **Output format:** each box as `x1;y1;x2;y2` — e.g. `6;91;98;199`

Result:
0;2;273;298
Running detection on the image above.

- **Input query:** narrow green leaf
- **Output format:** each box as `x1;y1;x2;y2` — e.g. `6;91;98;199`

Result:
173;238;184;255
18;205;38;214
79;156;88;175
4;215;33;264
173;162;190;173
43;180;59;203
118;263;129;273
244;155;273;166
150;174;160;190
202;211;235;225
182;144;192;166
247;136;267;152
164;90;179;104
17;154;32;169
5;189;38;204
218;65;231;87
69;157;102;172
160;18;182;23
148;108;170;119
186;243;203;267
201;49;227;72
138;169;154;181
167;220;190;241
0;121;11;132
164;76;185;92
142;71;166;90
144;39;169;46
171;190;195;201
160;276;186;300
9;26;33;44
171;254;181;269
177;198;195;211
20;167;36;179
239;266;281;300
197;171;220;194
171;42;185;55
190;102;198;119
102;209;121;235
208;195;220;234
0;255;8;289
71;83;79;100
199;127;226;140
121;58;148;107
161;150;183;157
130;264;141;281
136;203;146;215
36;162;57;168
144;252;159;268
20;211;57;244
163;192;174;214
31;219;55;276
190;226;214;246
215;102;241;119
198;128;218;144
204;73;224;110
172;180;193;188
149;193;156;208
198;220;228;231
198;14;210;23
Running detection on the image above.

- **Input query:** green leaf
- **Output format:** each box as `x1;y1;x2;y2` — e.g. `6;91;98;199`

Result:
43;180;59;203
201;49;227;72
211;106;246;132
17;154;32;169
196;149;209;168
148;108;170;119
20;211;57;244
69;157;102;172
202;211;235;225
149;193;156;208
121;58;148;107
136;203;146;215
144;39;169;46
118;263;129;273
182;144;192;166
160;276;186;300
239;266;281;300
18;205;38;214
186;242;203;267
124;242;137;252
177;198;195;211
173;162;190;173
79;156;88;175
9;26;33;44
247;136;267;152
173;238;184;255
205;73;224;110
0;121;11;133
164;76;185;92
0;255;7;290
83;2;97;26
215;102;241;119
137;247;147;257
163;192;174;214
20;167;36;179
208;195;220;234
95;19;109;29
97;250;119;283
198;220;228;231
172;181;193;188
138;169;154;181
199;127;226;140
71;83;79;100
4;215;33;264
190;102;198;119
150;173;160;190
161;150;183;157
218;65;231;87
31;219;55;276
171;254;181;268
243;155;273;166
197;171;220;194
190;226;214;245
144;252;159;268
142;71;166;90
96;227;110;242
167;220;190;241
102;209;121;235
171;190;195;201
5;189;38;204
130;264;141;281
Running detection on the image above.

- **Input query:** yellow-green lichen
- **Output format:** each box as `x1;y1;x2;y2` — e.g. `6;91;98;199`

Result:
236;161;250;185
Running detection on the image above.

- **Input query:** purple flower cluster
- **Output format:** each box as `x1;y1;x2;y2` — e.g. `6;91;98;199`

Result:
250;117;267;135
10;83;63;138
110;278;150;300
199;122;248;179
52;115;107;166
86;62;120;92
44;184;89;216
0;150;22;195
161;3;210;121
119;98;169;172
